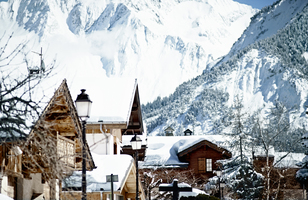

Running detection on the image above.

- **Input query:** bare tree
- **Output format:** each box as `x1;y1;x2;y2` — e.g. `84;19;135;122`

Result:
0;32;55;140
252;101;303;199
0;32;62;199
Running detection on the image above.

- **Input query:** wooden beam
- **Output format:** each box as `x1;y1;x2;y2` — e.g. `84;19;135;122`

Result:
59;132;76;137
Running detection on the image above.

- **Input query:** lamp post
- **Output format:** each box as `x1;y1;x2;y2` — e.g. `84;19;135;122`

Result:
215;170;222;200
75;89;92;200
130;133;142;200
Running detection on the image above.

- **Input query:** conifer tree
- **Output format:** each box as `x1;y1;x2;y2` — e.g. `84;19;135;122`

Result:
206;96;263;199
221;156;263;199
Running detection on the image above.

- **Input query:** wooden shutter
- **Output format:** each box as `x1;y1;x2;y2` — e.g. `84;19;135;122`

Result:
198;158;206;173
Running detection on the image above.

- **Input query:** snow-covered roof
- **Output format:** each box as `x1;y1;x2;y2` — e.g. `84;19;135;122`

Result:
159;181;191;188
138;135;229;168
274;152;305;168
177;137;231;157
29;61;138;123
131;134;304;170
63;154;133;192
68;78;138;123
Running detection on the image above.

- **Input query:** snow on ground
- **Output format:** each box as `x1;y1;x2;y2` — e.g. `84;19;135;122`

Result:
0;194;13;200
179;188;208;198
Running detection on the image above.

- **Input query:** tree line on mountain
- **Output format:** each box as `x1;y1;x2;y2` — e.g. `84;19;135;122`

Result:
253;4;308;78
142;1;308;152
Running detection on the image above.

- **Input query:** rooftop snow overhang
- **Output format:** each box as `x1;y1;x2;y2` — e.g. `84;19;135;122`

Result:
177;139;232;158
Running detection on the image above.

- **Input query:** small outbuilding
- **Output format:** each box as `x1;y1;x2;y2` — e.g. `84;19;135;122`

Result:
178;138;232;178
165;127;175;136
184;129;193;136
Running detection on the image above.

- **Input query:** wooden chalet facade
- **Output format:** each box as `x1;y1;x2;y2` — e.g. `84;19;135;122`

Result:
0;79;95;200
0;139;24;198
178;139;232;179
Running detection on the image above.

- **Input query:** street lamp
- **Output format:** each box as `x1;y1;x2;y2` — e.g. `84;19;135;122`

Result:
75;89;92;200
215;170;222;200
130;133;142;200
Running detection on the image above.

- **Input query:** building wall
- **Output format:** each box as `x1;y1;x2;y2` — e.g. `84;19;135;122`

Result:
185;146;224;177
1;175;10;197
15;173;60;200
87;133;113;155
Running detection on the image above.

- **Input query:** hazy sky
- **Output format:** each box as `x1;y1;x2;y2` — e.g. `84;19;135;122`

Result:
234;0;278;9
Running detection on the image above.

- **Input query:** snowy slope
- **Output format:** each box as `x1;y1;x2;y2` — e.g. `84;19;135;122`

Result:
142;0;308;144
0;0;256;103
227;0;308;58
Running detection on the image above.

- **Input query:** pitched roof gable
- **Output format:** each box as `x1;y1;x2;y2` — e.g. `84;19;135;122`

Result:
30;79;95;170
124;80;144;135
177;138;232;158
31;79;80;137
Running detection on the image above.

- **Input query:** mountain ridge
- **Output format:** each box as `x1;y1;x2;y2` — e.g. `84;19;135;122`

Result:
0;0;256;103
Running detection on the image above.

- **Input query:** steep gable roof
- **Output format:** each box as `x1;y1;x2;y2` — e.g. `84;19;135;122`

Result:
177;138;232;158
29;79;95;170
123;80;144;135
31;79;80;137
165;126;174;132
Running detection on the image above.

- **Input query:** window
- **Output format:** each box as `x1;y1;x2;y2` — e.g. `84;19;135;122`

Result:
117;195;124;200
206;159;212;172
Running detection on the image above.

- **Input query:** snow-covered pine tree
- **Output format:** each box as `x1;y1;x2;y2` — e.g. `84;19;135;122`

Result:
205;155;263;199
296;132;308;199
205;97;263;199
222;155;263;199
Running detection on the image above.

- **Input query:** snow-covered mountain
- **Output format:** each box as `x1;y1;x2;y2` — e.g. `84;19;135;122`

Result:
4;0;307;153
142;0;308;148
0;0;256;103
